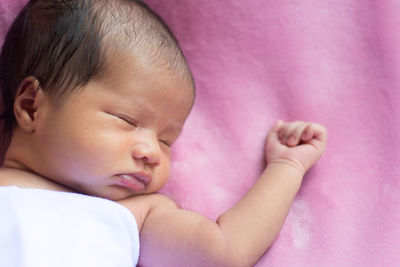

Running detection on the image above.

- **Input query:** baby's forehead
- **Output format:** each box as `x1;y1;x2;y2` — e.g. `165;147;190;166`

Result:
101;46;195;94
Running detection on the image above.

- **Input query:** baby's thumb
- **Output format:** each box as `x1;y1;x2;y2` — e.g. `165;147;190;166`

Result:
267;120;284;145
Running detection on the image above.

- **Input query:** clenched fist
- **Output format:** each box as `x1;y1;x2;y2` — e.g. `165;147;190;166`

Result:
266;120;327;174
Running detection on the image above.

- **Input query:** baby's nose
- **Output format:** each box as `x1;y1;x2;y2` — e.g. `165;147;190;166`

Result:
131;136;161;167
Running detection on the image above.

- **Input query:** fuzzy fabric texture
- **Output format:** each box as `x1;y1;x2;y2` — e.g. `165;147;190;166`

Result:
1;0;400;266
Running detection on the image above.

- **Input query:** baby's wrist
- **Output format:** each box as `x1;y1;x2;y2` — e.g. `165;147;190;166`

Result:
260;161;306;189
266;159;306;177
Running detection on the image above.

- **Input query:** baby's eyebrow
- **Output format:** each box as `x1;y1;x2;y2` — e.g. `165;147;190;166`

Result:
125;98;153;118
160;122;184;139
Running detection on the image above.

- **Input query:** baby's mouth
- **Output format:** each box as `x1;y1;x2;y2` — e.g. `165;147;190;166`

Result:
117;173;151;191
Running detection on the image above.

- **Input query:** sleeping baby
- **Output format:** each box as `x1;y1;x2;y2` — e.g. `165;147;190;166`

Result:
0;0;327;266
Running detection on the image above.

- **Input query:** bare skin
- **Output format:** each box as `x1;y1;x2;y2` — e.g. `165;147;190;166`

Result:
0;55;327;266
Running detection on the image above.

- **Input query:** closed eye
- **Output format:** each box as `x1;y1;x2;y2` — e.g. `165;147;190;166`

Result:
115;114;137;127
160;140;172;147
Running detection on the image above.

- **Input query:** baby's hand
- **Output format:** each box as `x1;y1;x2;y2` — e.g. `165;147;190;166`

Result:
266;120;327;174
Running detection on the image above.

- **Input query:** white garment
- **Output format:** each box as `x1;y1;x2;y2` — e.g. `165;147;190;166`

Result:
0;186;140;267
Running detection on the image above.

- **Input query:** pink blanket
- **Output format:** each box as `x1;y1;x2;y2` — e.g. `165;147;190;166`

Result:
1;0;399;266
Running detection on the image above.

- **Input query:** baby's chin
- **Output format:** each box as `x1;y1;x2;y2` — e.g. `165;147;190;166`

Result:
81;184;146;201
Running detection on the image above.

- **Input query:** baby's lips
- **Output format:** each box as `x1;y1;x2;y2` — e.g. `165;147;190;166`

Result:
117;172;152;191
131;172;152;185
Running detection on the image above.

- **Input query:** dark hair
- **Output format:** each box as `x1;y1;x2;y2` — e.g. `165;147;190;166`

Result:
0;0;193;137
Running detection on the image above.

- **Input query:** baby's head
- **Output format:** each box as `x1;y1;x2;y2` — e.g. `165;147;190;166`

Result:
0;0;195;200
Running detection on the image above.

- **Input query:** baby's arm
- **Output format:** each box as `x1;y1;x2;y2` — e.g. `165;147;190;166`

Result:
121;121;327;266
215;120;327;263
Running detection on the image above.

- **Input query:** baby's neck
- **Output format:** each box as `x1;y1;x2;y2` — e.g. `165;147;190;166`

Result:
0;131;73;193
0;166;73;193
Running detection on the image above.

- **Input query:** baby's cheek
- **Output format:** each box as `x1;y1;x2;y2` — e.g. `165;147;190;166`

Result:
152;158;170;191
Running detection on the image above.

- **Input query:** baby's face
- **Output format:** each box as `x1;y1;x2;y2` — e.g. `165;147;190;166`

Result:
31;56;194;200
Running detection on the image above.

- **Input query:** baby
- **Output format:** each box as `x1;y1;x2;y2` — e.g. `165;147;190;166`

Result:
0;0;327;266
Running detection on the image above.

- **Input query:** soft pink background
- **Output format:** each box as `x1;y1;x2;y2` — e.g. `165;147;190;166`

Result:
1;0;400;266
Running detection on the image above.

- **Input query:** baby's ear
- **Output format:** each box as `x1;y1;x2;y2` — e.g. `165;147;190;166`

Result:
13;76;45;133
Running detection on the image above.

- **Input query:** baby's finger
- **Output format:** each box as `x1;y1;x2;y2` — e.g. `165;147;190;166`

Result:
267;120;285;144
307;123;327;140
277;121;299;140
300;124;314;142
286;122;311;146
272;120;285;133
302;123;328;150
278;121;305;146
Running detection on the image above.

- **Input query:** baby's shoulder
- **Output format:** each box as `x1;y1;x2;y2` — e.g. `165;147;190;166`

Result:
118;193;178;230
0;167;25;186
0;167;14;179
0;167;70;192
